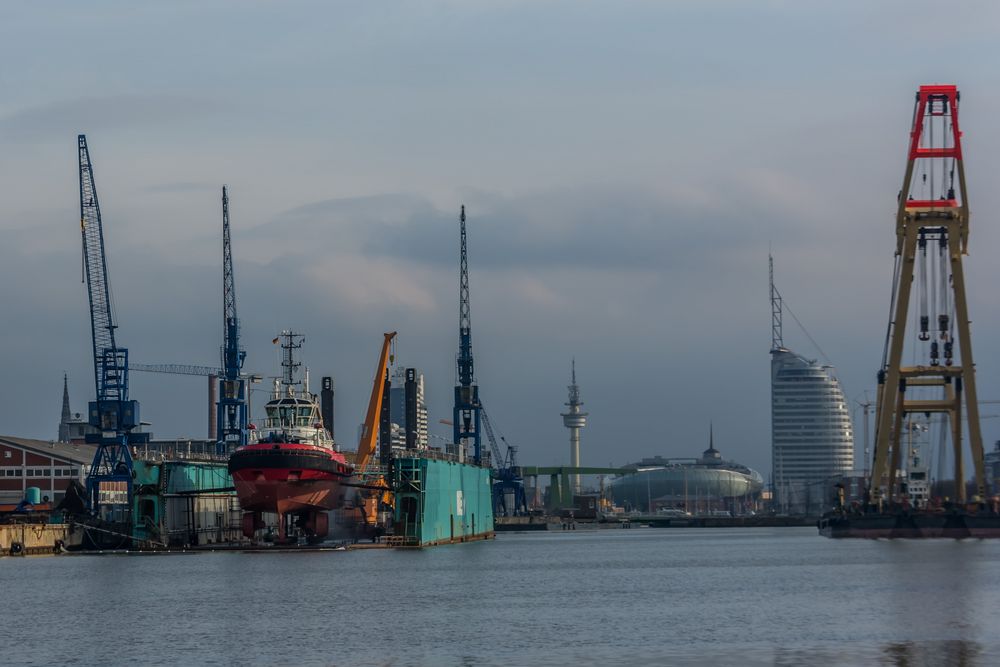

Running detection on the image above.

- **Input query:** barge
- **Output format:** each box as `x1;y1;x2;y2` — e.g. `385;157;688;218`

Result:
818;508;1000;539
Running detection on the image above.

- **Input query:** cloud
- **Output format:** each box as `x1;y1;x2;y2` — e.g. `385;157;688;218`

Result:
0;95;228;142
142;182;220;194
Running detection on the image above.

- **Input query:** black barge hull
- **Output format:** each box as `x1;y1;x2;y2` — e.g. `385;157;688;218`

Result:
819;511;1000;539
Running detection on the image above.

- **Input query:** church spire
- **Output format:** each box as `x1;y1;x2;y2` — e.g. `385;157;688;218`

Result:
59;374;72;442
61;373;71;423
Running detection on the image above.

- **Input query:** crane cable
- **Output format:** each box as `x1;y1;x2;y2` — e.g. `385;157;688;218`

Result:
880;254;903;371
918;231;929;341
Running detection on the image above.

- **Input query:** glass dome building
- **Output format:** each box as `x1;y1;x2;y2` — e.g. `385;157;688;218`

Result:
609;432;764;514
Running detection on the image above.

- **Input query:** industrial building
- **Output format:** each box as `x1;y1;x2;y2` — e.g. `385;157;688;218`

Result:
769;257;854;514
0;436;94;505
609;429;764;514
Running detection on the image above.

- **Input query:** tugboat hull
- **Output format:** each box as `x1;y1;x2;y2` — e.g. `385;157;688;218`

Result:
228;444;352;541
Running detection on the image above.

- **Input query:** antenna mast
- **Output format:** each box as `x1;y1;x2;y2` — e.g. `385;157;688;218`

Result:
770;254;783;351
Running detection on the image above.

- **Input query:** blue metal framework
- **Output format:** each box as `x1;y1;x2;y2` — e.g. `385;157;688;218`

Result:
78;135;147;515
453;205;482;464
217;186;248;454
481;408;528;516
130;363;220;376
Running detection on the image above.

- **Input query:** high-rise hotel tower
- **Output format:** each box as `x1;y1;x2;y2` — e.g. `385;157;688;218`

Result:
770;257;854;514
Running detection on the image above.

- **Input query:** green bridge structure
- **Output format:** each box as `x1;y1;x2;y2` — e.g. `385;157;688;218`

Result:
516;466;635;510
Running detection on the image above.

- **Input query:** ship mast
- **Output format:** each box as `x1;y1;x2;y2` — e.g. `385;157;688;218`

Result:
279;330;304;394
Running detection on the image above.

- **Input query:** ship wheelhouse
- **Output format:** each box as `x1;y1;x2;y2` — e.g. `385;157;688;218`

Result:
264;397;322;430
253;390;334;449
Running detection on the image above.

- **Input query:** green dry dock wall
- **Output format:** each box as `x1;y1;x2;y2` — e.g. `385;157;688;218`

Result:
132;461;237;545
394;457;494;545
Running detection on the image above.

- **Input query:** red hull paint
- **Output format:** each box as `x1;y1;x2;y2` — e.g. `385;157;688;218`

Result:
228;443;353;515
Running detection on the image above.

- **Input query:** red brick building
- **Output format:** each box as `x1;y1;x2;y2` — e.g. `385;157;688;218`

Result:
0;436;96;504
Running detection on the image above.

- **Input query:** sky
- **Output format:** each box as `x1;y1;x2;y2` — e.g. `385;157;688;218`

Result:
3;1;1000;479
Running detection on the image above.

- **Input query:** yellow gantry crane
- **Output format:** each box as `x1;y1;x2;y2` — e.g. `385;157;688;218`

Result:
869;85;986;506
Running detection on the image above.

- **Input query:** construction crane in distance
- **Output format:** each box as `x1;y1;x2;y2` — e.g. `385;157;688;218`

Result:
217;185;249;455
78;134;149;518
453;205;482;464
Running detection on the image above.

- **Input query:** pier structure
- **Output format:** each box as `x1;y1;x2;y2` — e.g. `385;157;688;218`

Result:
519;465;633;511
561;360;588;494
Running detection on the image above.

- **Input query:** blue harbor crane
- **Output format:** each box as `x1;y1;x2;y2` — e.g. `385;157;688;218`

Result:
217;186;248;454
78;134;148;517
453;205;483;464
481;408;528;516
450;206;526;514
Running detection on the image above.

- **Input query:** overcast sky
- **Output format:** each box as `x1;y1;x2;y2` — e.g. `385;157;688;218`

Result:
3;1;1000;478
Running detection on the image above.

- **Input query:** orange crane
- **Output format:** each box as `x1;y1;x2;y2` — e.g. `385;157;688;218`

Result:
351;332;397;525
355;332;396;471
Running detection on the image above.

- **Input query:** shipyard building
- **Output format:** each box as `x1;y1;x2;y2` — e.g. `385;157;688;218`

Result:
769;257;854;515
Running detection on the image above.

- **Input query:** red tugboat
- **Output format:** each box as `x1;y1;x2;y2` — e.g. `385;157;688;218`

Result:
229;331;351;542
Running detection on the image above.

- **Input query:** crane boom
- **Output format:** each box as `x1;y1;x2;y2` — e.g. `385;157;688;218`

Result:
480;407;506;468
217;185;249;452
453;205;482;463
130;363;221;376
78;135;146;516
79;135;122;404
355;332;397;472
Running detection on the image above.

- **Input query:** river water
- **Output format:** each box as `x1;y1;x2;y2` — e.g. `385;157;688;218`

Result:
2;527;998;666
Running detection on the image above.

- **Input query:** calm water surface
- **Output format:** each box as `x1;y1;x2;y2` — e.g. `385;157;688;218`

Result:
2;527;998;666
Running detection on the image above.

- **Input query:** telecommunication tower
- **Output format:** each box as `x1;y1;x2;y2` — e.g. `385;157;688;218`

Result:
561;359;588;494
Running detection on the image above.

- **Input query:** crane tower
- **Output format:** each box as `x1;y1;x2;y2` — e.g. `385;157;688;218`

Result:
869;85;986;506
78;135;148;516
217;185;248;453
453;205;482;464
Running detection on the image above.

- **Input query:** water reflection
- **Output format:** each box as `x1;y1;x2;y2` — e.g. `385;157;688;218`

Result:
880;640;983;667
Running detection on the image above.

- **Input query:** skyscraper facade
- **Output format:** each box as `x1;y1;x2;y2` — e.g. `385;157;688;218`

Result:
769;256;853;514
771;350;854;514
389;367;428;450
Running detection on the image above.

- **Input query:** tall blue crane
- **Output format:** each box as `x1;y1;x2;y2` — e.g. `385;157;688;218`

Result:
78;134;147;516
453;205;482;464
217;185;248;454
